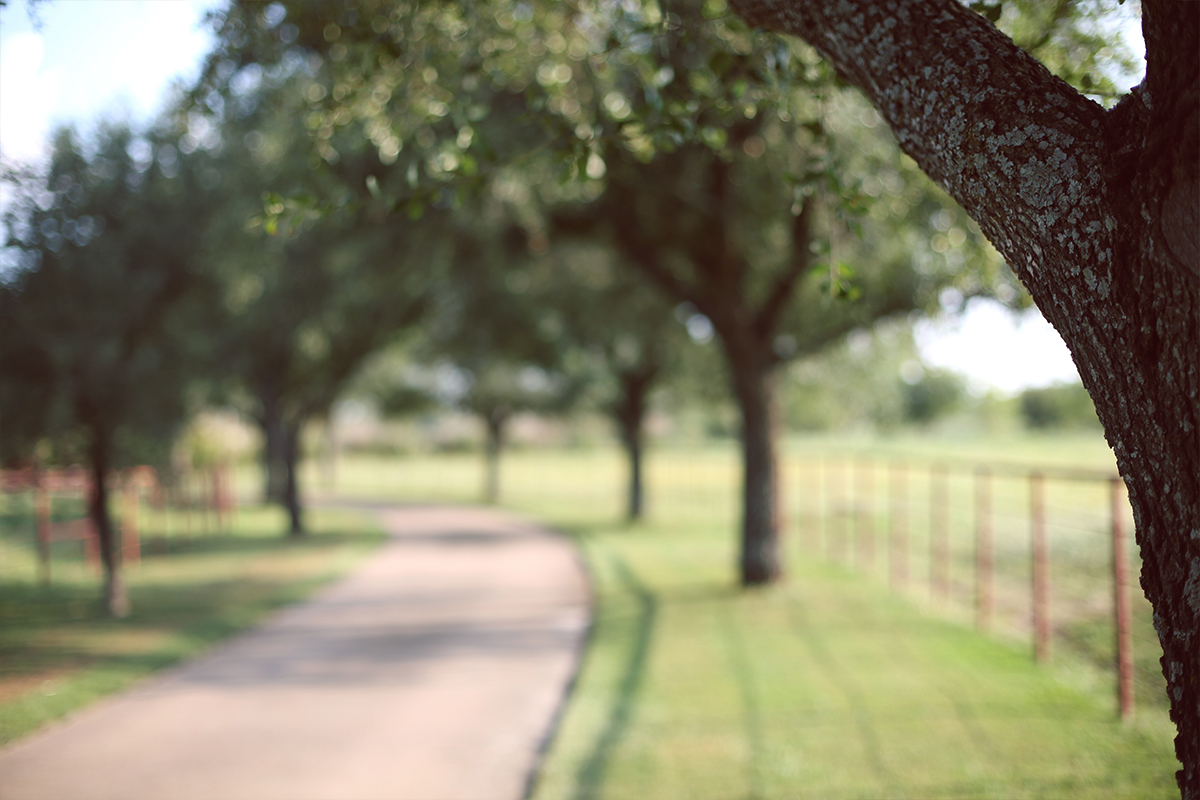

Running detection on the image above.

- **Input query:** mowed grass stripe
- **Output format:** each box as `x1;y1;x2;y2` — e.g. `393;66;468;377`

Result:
529;516;1177;800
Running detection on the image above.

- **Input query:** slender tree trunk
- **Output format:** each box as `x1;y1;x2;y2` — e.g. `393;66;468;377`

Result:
624;431;644;522
483;408;509;505
614;368;657;522
727;345;783;585
615;413;646;523
283;420;304;536
88;424;129;617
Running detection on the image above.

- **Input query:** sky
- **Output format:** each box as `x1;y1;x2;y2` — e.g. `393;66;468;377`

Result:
0;0;1136;395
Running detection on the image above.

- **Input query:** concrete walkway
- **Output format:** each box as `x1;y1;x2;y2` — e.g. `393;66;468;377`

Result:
0;505;590;800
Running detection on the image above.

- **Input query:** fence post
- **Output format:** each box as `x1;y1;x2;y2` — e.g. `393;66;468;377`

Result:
805;459;822;553
890;461;908;593
1112;477;1135;721
83;479;101;574
122;475;140;566
182;471;194;546
976;467;994;634
35;476;51;587
213;466;226;532
1031;471;1051;664
931;464;950;602
828;459;846;564
856;460;874;573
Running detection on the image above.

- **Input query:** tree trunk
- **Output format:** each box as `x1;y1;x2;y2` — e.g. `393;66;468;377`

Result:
623;429;644;523
614;367;658;522
726;342;783;585
260;403;288;506
283;420;304;536
483;408;509;505
88;424;129;618
725;0;1199;791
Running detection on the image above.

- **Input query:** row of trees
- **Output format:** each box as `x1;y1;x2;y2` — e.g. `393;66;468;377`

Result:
3;0;1195;787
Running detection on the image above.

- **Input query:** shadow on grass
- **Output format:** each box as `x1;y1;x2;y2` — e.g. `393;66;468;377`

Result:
0;575;330;674
717;602;767;800
0;526;379;681
785;597;895;787
571;549;658;800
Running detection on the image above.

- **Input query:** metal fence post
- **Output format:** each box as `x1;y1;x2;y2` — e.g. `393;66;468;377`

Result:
931;464;950;602
856;460;874;573
890;461;908;593
809;458;822;554
1112;477;1135;720
1031;471;1051;664
828;459;846;564
976;467;994;634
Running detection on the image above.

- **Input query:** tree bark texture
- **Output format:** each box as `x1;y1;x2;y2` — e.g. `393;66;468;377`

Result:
725;0;1199;791
88;424;129;618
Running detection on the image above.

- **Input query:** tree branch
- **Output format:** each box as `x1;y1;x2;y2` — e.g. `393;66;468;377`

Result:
753;196;813;338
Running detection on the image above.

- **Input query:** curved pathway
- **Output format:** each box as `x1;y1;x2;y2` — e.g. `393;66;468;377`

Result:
0;505;590;800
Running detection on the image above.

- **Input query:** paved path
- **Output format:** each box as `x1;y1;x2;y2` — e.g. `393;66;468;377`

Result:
0;505;590;800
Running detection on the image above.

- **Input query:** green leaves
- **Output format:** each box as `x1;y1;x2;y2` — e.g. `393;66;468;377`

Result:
969;2;1004;24
254;192;325;237
811;261;863;302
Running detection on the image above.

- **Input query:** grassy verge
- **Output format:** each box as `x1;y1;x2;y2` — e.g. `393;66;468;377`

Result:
0;503;384;745
526;513;1178;800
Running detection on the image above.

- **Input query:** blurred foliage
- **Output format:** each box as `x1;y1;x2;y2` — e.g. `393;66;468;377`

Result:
1;122;221;469
783;319;966;433
195;70;437;515
1019;382;1102;430
992;0;1142;107
1;0;1136;478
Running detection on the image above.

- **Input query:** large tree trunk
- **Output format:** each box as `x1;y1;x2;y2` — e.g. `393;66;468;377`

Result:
88;424;129;618
725;0;1199;791
725;340;783;585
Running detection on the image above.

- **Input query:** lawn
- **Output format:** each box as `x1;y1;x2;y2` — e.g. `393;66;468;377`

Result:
312;430;1177;798
525;513;1176;800
0;500;384;745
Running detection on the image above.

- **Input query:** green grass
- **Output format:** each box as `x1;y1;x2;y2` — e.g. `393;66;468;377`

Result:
310;433;1176;797
0;501;384;745
2;430;1175;794
526;515;1178;800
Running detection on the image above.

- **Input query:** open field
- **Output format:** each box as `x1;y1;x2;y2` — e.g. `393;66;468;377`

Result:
0;502;384;744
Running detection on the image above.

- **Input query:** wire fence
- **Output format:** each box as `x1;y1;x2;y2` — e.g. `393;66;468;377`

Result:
0;465;237;584
307;444;1162;721
790;455;1160;721
4;444;1161;721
